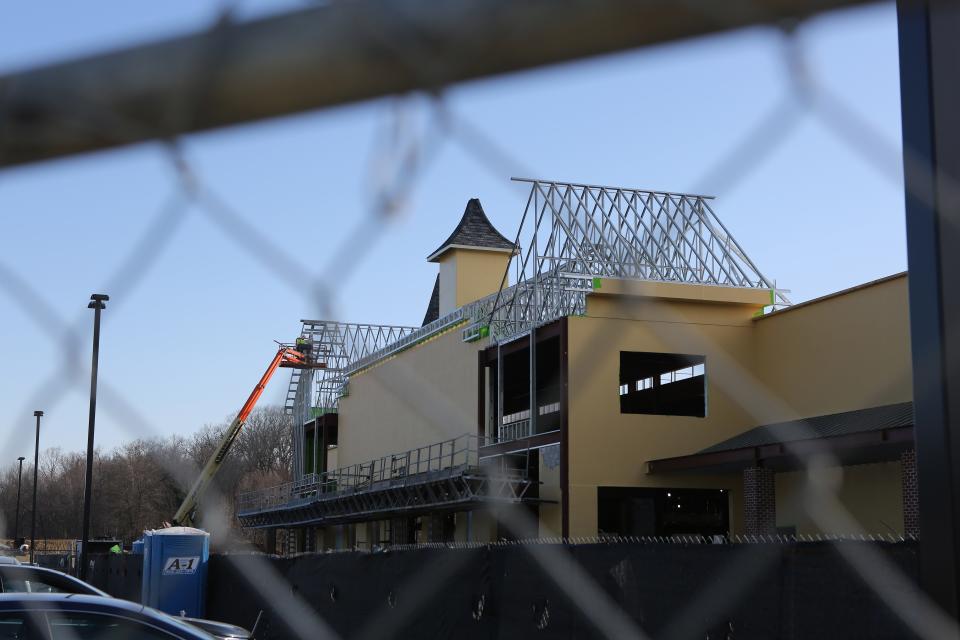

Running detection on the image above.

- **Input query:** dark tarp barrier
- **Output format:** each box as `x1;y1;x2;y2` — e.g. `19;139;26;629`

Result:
86;542;919;639
83;553;142;602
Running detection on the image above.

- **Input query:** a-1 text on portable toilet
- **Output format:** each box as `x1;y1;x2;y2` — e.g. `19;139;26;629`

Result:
141;527;210;618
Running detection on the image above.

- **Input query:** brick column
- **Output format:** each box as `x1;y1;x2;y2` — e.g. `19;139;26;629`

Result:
743;466;776;536
901;448;919;537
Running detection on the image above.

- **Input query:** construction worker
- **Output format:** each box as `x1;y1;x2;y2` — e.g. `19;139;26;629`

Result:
295;335;310;359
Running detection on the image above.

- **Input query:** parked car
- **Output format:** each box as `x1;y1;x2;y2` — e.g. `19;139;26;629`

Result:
0;567;250;639
0;565;108;597
0;593;216;639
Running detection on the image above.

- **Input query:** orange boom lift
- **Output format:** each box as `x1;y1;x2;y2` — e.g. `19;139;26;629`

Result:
171;342;324;527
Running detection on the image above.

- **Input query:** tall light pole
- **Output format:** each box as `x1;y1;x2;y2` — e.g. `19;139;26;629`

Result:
30;412;41;564
14;456;25;545
80;293;107;581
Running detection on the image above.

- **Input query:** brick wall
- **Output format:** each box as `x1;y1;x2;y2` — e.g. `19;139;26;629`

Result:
743;466;777;535
901;448;918;537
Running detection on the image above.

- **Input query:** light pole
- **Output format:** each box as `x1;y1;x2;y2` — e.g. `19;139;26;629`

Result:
80;293;107;581
14;456;25;545
30;412;41;564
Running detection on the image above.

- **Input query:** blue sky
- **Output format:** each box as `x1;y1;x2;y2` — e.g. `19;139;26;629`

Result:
0;2;905;454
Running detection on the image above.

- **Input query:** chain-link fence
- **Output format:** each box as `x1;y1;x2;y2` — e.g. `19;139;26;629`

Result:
0;0;954;638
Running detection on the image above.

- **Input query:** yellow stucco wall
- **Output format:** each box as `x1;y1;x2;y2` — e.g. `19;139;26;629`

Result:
753;274;911;422
776;461;905;535
592;278;772;306
337;325;481;468
566;275;912;537
330;273;911;540
437;248;512;315
567;284;766;536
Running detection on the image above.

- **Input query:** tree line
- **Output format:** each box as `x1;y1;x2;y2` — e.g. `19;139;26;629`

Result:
0;406;291;550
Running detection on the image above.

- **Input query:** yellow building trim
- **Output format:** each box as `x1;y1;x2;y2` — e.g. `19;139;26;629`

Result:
591;278;771;307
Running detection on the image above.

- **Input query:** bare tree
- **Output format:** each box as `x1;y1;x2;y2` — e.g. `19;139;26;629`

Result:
0;405;292;550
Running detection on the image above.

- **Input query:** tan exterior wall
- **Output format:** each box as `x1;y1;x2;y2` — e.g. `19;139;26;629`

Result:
337;325;480;467
566;275;911;537
567;285;765;536
437;248;512;315
439;257;457;317
775;462;904;534
593;278;772;306
326;273;910;541
753;274;911;422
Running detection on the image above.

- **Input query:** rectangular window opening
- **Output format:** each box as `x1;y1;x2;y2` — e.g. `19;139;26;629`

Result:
636;377;653;391
619;351;706;417
598;486;729;537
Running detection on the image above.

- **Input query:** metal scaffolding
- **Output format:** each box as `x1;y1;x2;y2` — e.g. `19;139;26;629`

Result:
238;434;535;529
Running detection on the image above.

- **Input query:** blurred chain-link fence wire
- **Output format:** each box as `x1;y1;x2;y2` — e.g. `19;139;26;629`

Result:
0;0;950;638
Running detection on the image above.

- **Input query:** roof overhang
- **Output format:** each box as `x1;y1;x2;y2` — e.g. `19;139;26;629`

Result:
647;425;914;475
427;243;518;263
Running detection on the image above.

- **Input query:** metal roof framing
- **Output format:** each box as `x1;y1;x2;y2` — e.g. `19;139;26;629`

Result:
480;178;789;342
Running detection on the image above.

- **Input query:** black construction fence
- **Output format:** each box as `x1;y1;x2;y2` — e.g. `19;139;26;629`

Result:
36;552;143;603
64;541;918;639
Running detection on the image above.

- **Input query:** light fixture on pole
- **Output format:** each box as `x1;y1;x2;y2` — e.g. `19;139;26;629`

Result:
80;293;107;581
30;412;41;564
14;456;25;546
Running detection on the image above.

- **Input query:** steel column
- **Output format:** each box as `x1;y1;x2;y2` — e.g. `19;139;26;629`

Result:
529;329;537;436
497;343;504;441
898;0;960;623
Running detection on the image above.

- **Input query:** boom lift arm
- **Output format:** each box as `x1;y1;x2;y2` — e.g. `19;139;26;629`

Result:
171;344;322;527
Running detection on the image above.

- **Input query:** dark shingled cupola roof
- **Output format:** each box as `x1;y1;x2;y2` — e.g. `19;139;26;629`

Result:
426;198;516;262
421;275;440;326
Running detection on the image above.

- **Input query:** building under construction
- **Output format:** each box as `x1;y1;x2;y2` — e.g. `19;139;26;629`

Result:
237;178;914;552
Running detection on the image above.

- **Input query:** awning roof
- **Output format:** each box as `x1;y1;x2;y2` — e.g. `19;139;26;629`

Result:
702;402;913;453
648;402;914;474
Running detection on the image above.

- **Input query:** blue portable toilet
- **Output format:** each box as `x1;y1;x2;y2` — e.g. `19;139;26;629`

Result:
131;539;144;555
141;527;210;617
